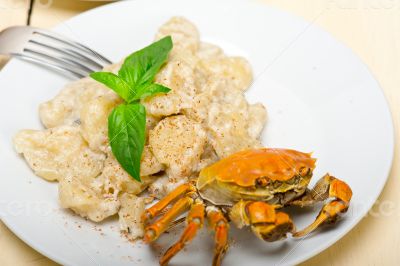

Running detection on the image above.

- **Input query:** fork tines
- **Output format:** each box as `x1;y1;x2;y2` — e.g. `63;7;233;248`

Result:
0;26;112;78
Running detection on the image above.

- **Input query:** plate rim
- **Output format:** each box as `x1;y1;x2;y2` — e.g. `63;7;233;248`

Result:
0;0;395;265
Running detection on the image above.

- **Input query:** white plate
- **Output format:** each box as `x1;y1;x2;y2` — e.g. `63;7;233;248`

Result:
0;0;394;265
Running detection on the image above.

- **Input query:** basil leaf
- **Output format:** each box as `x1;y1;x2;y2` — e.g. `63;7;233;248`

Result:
118;36;172;88
90;72;134;102
90;37;173;182
129;83;171;102
108;103;146;181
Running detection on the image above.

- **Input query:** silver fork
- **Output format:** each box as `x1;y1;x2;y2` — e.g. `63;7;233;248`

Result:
0;26;112;78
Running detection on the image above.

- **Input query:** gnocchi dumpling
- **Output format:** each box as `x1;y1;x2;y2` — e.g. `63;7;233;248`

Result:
39;77;118;128
247;103;267;139
80;94;121;153
196;56;253;92
59;176;120;222
13;125;105;182
118;194;146;240
155;16;200;55
92;150;160;198
149;115;207;179
185;78;264;158
143;57;197;117
197;42;224;60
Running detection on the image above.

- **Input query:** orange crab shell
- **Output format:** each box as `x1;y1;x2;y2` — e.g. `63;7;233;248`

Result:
198;148;317;189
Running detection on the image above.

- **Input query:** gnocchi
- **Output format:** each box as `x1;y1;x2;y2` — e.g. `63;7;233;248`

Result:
14;17;266;240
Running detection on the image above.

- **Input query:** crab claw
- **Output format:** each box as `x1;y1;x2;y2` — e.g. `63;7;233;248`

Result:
293;201;348;237
252;212;295;242
230;201;295;242
293;174;352;237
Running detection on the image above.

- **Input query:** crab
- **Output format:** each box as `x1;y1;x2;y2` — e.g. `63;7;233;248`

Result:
142;148;352;266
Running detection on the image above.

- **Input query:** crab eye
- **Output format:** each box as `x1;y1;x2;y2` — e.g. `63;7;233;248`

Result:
256;177;269;187
299;167;310;177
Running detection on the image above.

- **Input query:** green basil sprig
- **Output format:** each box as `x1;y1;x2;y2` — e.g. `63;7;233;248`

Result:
90;36;173;181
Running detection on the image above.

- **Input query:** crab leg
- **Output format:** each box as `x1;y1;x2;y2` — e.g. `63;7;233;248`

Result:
142;183;196;224
292;174;352;237
160;200;206;266
230;201;295;241
144;195;194;243
207;207;229;266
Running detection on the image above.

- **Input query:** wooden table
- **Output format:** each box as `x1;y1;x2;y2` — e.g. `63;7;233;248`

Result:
1;0;399;265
